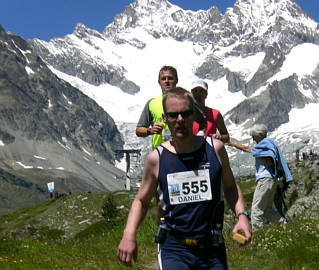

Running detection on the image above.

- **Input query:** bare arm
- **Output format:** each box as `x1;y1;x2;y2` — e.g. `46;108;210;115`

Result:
228;141;274;172
213;139;252;241
136;126;149;137
213;113;229;143
117;150;159;266
227;141;252;153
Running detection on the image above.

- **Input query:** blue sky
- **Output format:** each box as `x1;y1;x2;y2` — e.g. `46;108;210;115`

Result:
1;0;318;41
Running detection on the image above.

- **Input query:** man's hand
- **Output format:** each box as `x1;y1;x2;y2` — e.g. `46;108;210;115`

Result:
212;134;222;140
136;123;164;137
117;236;138;267
151;123;164;135
232;215;252;244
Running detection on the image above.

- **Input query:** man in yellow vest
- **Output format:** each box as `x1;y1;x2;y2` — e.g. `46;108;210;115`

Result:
136;66;206;149
136;66;178;149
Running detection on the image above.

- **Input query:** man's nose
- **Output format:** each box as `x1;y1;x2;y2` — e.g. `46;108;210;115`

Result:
176;113;184;121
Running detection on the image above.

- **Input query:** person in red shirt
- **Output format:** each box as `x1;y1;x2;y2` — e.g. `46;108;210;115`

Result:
191;80;230;143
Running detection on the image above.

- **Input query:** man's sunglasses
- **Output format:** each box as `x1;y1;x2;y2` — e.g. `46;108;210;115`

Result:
165;109;193;120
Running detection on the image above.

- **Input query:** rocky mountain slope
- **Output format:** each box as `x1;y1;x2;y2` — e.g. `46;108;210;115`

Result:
28;0;319;167
0;25;126;215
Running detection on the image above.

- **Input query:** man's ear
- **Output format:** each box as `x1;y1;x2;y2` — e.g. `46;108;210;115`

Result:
162;113;167;123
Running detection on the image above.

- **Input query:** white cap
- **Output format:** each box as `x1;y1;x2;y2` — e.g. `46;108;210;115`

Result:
191;80;208;91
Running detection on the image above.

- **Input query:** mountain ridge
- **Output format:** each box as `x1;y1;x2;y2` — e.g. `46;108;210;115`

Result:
27;0;319;176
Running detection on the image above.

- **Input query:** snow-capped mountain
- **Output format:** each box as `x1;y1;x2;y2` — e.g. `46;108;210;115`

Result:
0;24;127;214
28;0;319;175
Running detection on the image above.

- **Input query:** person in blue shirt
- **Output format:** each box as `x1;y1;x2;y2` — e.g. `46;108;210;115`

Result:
118;87;251;269
227;124;293;231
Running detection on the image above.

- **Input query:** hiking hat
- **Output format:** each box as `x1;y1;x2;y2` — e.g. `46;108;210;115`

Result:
191;80;208;91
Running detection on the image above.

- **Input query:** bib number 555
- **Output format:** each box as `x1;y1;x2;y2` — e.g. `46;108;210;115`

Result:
182;180;208;195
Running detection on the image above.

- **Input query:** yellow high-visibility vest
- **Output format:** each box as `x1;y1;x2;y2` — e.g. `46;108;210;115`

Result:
149;95;169;149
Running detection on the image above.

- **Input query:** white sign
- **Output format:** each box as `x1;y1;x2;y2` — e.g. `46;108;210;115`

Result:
167;169;212;205
47;182;54;193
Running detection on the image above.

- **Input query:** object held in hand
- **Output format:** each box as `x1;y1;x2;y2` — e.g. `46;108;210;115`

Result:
233;233;248;245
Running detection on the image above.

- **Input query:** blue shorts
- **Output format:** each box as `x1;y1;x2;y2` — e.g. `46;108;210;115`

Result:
158;238;228;270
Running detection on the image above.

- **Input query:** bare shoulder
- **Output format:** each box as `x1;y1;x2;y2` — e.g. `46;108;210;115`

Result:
212;137;224;152
142;149;160;186
146;148;159;166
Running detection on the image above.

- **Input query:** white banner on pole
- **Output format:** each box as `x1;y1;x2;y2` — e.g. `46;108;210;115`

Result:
47;182;54;193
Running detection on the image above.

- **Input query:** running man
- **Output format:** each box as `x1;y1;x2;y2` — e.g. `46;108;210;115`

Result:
118;87;251;269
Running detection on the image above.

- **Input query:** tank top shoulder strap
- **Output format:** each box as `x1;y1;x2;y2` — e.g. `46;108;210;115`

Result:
156;145;164;156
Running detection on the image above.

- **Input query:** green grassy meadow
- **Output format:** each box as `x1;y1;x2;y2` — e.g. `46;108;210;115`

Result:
0;181;319;270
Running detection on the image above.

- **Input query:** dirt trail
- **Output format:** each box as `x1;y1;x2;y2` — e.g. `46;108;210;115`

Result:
145;260;158;270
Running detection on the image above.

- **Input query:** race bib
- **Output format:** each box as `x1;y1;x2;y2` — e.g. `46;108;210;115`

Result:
167;169;212;205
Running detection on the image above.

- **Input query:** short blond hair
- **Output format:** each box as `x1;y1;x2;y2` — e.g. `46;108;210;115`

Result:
162;87;194;114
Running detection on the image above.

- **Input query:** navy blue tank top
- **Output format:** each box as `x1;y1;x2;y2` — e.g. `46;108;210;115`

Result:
156;137;223;235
